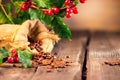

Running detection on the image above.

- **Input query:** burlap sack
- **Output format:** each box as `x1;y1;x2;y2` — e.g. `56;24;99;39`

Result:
0;20;60;53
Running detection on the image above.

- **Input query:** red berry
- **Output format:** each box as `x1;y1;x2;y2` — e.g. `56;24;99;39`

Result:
7;57;14;63
11;49;18;57
66;8;73;13
14;56;19;63
26;1;32;7
79;0;86;3
65;0;70;5
66;12;72;18
21;0;32;11
47;9;54;16
43;10;49;14
11;49;17;53
52;6;60;14
21;2;29;11
69;2;75;7
72;7;79;14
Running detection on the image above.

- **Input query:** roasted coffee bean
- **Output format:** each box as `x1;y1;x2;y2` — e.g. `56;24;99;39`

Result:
31;40;71;72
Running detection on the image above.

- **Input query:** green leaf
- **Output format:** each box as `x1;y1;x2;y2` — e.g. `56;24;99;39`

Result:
57;10;66;17
4;3;13;22
13;11;30;24
50;17;71;39
0;6;10;24
4;3;12;14
75;0;79;5
0;47;10;58
29;9;71;39
29;9;53;25
34;0;65;8
34;0;48;8
28;9;39;20
18;49;32;68
50;0;65;7
11;0;27;2
0;57;3;64
22;59;32;68
0;11;8;24
0;3;14;24
0;47;10;64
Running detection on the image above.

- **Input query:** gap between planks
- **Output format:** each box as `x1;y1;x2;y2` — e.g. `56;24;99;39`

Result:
0;31;88;80
87;32;120;80
31;32;88;80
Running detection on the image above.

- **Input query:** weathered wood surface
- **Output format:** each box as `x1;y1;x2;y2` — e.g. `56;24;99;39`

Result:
87;32;120;80
0;66;36;80
0;32;87;80
31;32;87;80
1;32;120;80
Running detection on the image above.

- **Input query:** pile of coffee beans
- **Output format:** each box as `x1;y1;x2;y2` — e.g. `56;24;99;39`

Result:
29;40;71;72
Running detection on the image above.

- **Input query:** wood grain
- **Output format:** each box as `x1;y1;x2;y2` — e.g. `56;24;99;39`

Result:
0;67;35;80
87;32;120;80
31;32;87;80
0;32;87;80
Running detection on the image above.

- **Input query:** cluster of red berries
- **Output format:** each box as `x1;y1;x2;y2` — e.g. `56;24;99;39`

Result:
21;0;35;11
65;7;79;18
64;0;79;18
64;0;86;18
7;49;19;63
43;6;60;16
21;0;86;18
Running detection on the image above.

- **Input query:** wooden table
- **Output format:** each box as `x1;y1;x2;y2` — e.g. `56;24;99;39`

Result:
0;32;120;80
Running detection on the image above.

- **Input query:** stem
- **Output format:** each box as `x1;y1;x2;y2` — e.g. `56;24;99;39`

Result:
0;3;14;24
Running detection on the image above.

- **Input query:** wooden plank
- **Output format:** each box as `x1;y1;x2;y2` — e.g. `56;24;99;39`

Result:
0;56;36;80
87;32;120;80
0;63;22;67
106;33;120;47
31;32;87;80
0;67;36;80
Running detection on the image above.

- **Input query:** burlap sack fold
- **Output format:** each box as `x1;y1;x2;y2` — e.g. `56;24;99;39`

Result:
0;20;60;53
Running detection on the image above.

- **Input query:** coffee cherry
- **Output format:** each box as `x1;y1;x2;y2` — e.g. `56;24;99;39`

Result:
11;49;17;53
79;0;86;3
65;0;70;5
21;0;32;11
66;12;72;18
14;56;19;63
7;57;14;63
47;9;54;16
69;2;75;7
52;6;60;14
72;7;79;14
11;49;18;57
43;10;49;15
21;3;29;11
66;8;73;13
43;9;54;16
26;1;32;7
